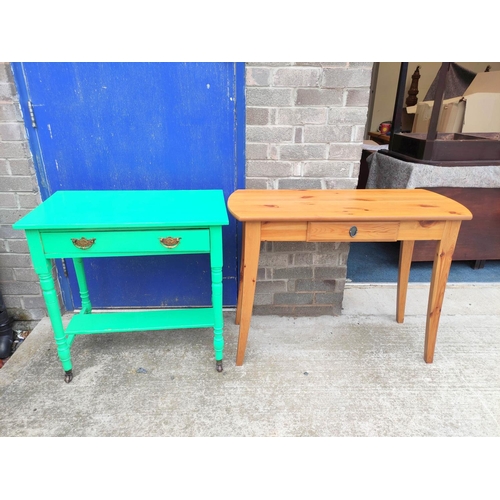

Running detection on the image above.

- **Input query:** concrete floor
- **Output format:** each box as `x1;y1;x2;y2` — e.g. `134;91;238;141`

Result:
1;283;499;437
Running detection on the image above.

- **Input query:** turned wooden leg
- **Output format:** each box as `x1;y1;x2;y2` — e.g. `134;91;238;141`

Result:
73;257;92;314
25;231;73;382
39;265;73;381
396;240;414;323
424;221;461;363
235;222;261;366
210;226;224;372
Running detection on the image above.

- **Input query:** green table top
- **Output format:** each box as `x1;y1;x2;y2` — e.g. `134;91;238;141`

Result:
13;190;229;230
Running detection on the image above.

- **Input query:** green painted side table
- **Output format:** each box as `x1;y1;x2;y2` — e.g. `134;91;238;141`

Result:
13;190;229;382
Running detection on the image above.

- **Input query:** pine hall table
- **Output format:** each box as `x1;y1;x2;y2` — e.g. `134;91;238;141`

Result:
13;190;229;382
227;189;472;366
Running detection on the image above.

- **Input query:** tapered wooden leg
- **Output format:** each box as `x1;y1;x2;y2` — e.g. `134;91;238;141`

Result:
235;223;245;325
424;221;461;363
396;240;414;323
73;258;92;314
236;222;261;366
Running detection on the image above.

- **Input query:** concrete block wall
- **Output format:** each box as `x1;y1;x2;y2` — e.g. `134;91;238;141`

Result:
0;62;46;327
246;62;373;316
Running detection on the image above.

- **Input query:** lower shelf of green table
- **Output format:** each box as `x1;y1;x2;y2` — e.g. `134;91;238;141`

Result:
65;307;216;337
58;307;223;381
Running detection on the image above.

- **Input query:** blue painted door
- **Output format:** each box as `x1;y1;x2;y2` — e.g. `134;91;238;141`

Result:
13;63;244;309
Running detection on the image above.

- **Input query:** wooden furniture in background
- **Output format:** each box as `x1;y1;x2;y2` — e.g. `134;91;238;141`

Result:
412;187;500;267
227;189;472;366
364;152;500;266
357;149;373;189
388;62;500;165
368;132;391;145
406;65;421;107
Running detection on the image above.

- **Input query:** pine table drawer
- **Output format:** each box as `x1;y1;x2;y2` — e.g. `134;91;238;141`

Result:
307;222;399;242
40;228;210;257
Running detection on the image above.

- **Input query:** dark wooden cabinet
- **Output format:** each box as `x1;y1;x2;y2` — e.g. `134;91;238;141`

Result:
412;187;500;264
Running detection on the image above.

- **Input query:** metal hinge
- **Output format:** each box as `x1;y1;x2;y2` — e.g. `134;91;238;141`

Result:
61;258;68;277
27;101;37;128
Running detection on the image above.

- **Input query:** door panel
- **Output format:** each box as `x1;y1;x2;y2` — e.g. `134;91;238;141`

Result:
13;62;243;309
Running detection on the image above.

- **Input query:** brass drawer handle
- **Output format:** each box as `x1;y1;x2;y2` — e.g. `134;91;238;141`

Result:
71;237;96;250
159;236;182;249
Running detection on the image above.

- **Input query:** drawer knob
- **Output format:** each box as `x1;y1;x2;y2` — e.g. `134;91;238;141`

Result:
160;236;182;249
349;226;358;238
71;237;96;250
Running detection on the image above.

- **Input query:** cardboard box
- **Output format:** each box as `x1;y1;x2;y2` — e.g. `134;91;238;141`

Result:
410;98;466;133
407;70;500;134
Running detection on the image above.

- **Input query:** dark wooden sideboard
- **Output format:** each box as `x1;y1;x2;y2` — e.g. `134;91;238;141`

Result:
411;186;500;267
360;152;500;268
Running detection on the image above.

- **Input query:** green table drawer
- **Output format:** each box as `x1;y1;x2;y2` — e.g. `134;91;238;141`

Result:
40;228;210;257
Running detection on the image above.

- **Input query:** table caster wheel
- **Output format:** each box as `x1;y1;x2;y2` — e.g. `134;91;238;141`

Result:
64;370;73;383
216;361;223;372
